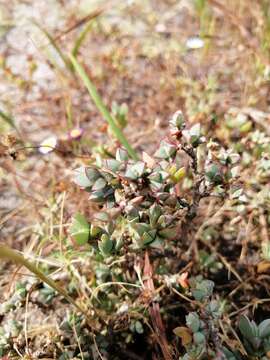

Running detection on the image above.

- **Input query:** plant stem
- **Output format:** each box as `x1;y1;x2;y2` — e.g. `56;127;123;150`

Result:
70;54;138;160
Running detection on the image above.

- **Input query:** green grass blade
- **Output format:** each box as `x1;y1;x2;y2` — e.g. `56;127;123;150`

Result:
0;244;88;318
0;109;16;128
0;109;20;134
33;21;73;73
69;54;138;160
72;20;94;57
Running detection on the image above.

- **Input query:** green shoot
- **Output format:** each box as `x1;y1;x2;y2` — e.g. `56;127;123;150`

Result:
0;109;20;134
33;21;73;73
72;20;94;57
70;54;138;160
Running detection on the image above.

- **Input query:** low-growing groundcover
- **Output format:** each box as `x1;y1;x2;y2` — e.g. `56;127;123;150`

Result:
2;110;270;359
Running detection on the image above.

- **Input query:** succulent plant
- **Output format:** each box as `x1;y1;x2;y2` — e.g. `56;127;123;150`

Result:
175;282;228;360
71;112;239;258
177;312;270;360
68;112;244;358
238;315;270;357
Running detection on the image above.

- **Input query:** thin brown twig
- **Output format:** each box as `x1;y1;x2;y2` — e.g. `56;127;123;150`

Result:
221;317;247;356
171;287;196;305
200;238;243;283
143;251;172;360
42;5;108;45
228;298;270;318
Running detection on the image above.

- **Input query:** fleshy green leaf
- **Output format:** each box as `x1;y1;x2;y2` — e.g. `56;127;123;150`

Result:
104;159;121;172
125;162;145;180
170;110;185;132
154;141;177;159
159;227;178;239
89;190;107;203
186;313;200;333
149;204;162;227
132;223;151;236
92;177;107;191
259;319;270;338
98;234;114;256
192;279;215;301
74;167;93;187
205;164;223;184
70;213;90;245
142;229;157;245
90;224;102;238
193;331;205;344
135;320;144;334
189;123;201;146
149;236;163;249
116;148;129;162
239;316;257;342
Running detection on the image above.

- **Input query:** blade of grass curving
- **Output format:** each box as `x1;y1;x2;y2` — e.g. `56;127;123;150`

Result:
0;244;89;319
33;21;73;73
0;109;20;134
0;109;16;128
69;54;138;160
72;20;94;57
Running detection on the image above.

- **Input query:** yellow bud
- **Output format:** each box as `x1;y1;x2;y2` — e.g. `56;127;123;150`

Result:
172;167;186;183
168;164;177;176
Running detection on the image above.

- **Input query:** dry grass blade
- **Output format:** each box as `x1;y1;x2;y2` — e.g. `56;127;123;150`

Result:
53;5;107;43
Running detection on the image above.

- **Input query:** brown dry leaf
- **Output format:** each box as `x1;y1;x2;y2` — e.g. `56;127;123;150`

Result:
178;272;189;289
99;124;108;133
55;180;70;193
257;261;270;274
1;134;19;147
173;326;192;346
0;134;19;158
